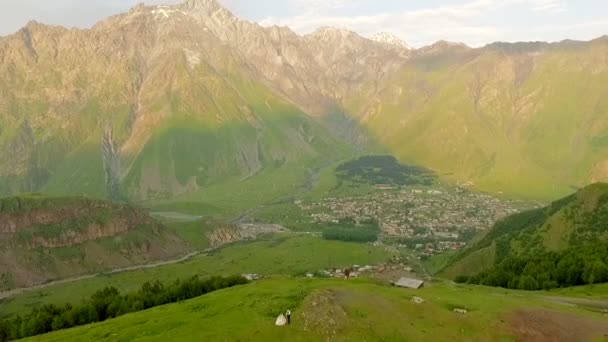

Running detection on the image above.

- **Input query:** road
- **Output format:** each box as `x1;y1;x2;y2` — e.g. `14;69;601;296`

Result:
151;211;203;222
0;251;200;301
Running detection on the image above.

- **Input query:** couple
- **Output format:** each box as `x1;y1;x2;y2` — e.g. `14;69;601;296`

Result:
276;309;292;326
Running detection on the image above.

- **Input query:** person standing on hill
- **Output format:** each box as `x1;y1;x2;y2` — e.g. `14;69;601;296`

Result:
286;309;291;325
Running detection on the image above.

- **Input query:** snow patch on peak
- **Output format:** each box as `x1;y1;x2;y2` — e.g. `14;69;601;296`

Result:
151;6;187;20
370;32;410;49
182;0;226;15
183;48;201;69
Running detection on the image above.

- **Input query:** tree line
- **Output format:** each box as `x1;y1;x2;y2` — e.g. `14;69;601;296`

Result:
0;275;248;341
456;241;608;290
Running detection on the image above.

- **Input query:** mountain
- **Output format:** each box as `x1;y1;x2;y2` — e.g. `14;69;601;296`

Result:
0;0;361;203
441;183;608;288
0;195;187;290
370;32;411;50
352;37;608;198
0;0;607;201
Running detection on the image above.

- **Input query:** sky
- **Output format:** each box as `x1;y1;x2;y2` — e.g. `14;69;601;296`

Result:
1;0;607;47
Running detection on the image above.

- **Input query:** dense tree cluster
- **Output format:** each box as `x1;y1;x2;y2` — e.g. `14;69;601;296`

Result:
456;241;608;290
0;275;247;341
336;155;435;186
569;193;608;244
322;217;379;243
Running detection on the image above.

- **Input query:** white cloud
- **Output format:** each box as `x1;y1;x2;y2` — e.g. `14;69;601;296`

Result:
2;0;602;47
294;0;352;14
259;0;580;47
530;0;567;12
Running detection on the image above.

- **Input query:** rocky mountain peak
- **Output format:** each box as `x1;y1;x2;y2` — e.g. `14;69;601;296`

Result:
181;0;230;16
431;40;469;49
370;32;410;49
310;26;359;40
416;40;470;54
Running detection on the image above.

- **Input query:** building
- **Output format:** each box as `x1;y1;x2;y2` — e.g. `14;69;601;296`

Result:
392;277;425;289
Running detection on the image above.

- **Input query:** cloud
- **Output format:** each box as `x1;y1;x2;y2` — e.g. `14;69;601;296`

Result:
294;0;352;14
1;0;603;47
260;0;510;46
258;0;583;47
529;0;567;12
0;0;175;35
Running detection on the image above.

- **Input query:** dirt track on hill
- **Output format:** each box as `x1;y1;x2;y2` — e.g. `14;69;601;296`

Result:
509;309;608;342
543;296;608;313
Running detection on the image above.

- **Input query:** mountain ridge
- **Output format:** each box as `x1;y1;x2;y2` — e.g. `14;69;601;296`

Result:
0;0;607;200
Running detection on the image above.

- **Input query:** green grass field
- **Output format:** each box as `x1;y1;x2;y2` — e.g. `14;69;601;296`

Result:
21;277;608;342
0;234;391;318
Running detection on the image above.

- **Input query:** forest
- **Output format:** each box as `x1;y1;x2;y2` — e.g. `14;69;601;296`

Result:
456;241;608;290
336;155;435;186
0;275;247;341
322;217;380;243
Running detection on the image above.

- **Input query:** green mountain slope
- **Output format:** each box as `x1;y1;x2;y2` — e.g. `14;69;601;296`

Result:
0;195;188;290
350;39;608;199
441;183;608;287
0;5;353;204
1;0;608;202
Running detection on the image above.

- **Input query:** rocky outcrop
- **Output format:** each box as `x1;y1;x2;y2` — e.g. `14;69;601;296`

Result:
206;222;286;248
0;196;189;290
0;197;153;237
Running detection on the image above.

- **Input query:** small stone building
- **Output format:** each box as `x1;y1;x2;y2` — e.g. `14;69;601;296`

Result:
392;277;425;289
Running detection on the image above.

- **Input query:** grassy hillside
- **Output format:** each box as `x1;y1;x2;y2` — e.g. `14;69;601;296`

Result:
0;234;391;318
20;277;608;341
0;19;354;207
350;39;608;199
441;183;608;288
0;195;188;291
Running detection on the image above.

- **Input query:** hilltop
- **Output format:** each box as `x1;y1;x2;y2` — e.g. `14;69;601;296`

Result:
16;277;608;341
441;183;608;288
0;195;188;290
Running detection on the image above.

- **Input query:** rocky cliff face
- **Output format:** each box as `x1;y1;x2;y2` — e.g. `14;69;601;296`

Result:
176;0;409;114
0;196;188;290
0;201;154;248
206;222;286;248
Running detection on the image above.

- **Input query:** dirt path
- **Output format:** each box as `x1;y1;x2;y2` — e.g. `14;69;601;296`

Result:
151;211;202;222
509;309;608;341
543;296;608;313
0;251;200;301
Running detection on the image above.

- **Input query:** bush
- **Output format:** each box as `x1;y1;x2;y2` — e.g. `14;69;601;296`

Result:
454;275;469;283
